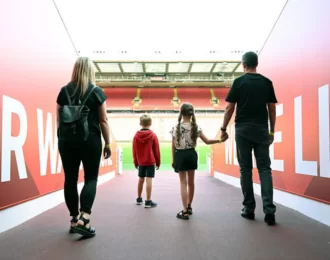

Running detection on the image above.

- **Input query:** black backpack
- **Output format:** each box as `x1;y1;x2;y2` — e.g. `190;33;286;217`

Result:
58;85;96;142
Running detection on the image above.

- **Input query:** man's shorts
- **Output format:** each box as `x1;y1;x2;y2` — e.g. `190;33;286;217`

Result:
138;165;155;178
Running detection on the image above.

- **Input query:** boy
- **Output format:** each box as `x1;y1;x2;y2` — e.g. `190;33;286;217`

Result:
133;114;160;208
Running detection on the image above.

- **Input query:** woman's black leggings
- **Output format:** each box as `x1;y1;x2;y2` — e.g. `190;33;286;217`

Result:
59;134;102;216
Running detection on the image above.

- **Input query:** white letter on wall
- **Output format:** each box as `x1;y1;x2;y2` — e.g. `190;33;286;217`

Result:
294;96;317;175
37;109;58;176
319;84;330;178
269;104;284;171
1;95;28;182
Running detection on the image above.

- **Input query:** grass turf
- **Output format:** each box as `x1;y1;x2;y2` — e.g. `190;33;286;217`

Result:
118;142;211;171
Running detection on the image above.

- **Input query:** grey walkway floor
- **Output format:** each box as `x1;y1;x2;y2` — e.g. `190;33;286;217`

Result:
0;171;329;260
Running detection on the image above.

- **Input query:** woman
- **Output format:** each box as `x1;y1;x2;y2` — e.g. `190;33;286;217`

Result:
170;103;228;220
56;57;111;238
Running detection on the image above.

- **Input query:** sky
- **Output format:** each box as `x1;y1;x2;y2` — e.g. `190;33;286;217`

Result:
55;0;287;61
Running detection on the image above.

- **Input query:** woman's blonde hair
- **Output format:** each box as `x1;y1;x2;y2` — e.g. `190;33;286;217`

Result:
70;57;95;97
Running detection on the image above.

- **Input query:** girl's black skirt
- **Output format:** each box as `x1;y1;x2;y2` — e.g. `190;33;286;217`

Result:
173;148;198;173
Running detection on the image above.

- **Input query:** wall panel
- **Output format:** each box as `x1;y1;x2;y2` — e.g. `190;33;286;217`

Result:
212;0;330;204
0;0;117;210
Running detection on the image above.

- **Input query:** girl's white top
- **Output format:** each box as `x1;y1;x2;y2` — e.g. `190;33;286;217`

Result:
170;122;202;149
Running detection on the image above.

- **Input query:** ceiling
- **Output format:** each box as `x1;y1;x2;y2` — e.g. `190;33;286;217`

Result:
55;0;287;61
54;0;287;87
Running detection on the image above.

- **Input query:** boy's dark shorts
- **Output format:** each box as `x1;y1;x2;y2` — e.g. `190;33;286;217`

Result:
138;165;155;178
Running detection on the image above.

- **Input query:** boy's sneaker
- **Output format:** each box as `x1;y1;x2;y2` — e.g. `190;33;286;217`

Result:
136;197;143;205
145;200;157;208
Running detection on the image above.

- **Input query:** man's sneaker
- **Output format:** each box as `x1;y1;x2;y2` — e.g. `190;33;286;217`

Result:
241;208;255;220
145;200;157;208
264;214;276;226
136;197;143;205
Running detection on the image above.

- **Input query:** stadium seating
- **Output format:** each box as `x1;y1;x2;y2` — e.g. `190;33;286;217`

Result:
103;87;229;111
212;88;228;109
104;88;137;110
139;88;174;110
178;88;213;109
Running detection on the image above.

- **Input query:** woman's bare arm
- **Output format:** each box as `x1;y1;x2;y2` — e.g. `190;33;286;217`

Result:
98;102;110;145
56;104;60;126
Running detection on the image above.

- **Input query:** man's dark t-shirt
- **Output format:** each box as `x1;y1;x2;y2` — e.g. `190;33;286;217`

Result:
56;82;107;136
225;73;277;142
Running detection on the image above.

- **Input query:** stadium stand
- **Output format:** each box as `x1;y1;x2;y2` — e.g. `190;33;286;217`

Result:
139;88;174;110
104;87;228;111
177;88;209;109
104;87;137;110
213;88;229;109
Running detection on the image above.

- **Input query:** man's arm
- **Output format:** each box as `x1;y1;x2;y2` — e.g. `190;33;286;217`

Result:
267;81;278;134
221;80;238;130
267;103;276;133
221;102;236;130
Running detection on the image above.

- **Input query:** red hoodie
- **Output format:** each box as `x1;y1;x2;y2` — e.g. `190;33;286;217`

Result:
133;129;160;168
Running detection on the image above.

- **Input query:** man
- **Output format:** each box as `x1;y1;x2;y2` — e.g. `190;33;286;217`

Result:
220;51;277;226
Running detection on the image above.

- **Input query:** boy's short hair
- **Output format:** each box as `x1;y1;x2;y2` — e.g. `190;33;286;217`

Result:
140;114;152;127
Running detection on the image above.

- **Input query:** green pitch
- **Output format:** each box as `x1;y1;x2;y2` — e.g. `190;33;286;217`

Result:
118;142;211;171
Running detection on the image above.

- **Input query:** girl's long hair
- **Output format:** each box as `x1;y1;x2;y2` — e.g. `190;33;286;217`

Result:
175;103;198;146
70;57;95;97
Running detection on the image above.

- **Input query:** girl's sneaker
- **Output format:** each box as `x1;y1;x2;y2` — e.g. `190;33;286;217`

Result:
136;197;143;205
145;200;157;208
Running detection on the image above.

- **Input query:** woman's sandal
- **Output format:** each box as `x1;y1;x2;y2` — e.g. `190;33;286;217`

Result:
187;204;193;215
74;215;96;238
176;210;189;220
69;217;78;234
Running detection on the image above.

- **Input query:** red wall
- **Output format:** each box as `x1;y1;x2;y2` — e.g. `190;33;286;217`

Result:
212;0;330;204
0;0;117;210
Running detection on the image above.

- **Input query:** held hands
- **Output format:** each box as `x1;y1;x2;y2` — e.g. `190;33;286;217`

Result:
103;144;111;159
219;130;229;143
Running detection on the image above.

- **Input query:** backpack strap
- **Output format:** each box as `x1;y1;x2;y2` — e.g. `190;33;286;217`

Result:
64;86;72;105
81;85;97;106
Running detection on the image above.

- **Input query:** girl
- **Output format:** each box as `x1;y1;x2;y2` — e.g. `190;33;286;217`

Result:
170;103;228;220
